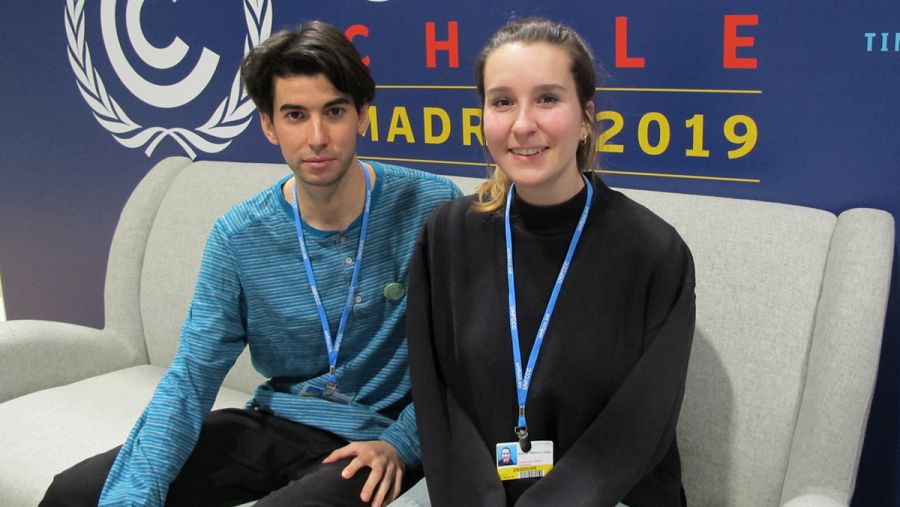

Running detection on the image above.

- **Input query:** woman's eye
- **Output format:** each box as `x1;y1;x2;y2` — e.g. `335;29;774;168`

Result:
538;95;559;104
491;98;512;108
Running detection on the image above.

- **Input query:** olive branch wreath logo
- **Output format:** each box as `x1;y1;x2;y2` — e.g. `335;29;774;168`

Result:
64;0;272;158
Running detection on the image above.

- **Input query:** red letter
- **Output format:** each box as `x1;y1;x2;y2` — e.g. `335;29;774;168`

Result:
724;15;758;69
615;16;645;68
425;21;459;68
345;24;371;66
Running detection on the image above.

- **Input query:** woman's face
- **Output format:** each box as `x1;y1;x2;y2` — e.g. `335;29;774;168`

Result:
482;42;592;205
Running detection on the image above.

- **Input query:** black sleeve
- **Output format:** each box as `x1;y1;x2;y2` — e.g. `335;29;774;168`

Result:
516;241;696;507
407;220;508;507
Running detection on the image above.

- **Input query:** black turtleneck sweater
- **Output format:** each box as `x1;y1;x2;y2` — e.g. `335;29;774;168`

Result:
407;173;695;507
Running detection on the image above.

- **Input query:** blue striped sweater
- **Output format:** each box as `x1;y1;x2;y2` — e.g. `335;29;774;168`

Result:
99;161;462;505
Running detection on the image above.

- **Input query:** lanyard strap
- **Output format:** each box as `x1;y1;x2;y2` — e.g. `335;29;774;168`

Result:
291;161;372;388
505;174;593;448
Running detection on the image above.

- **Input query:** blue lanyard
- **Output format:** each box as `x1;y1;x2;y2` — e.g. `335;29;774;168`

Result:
291;161;372;388
505;174;592;450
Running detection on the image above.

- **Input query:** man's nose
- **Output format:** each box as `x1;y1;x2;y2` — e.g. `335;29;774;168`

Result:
308;117;329;149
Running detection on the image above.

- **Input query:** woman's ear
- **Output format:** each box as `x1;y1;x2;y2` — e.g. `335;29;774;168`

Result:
582;100;596;138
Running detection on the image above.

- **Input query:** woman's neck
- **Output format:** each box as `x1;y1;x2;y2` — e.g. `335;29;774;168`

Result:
512;176;589;234
512;169;586;206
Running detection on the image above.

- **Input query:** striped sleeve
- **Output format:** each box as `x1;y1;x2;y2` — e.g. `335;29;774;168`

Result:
379;404;421;468
99;220;248;506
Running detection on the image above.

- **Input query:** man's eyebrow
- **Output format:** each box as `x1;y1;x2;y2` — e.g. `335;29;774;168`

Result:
278;103;307;112
277;97;352;112
323;97;352;109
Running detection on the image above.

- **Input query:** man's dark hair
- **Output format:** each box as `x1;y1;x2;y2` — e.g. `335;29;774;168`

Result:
241;20;375;117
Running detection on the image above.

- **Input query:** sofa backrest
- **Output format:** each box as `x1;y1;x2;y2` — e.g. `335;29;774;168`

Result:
118;157;892;506
138;160;290;390
614;188;891;506
621;188;836;505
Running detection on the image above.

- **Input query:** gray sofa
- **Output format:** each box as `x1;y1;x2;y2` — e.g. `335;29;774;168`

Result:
0;157;893;507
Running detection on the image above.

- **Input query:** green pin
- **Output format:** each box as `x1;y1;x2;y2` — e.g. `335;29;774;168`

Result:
383;282;405;301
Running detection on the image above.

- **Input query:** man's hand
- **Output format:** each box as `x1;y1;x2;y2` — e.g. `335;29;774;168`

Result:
322;440;405;507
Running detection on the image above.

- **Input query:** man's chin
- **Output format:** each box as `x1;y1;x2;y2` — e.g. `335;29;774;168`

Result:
298;170;348;189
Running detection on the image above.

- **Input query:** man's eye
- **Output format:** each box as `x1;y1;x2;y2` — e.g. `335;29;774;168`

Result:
327;107;345;117
286;111;304;121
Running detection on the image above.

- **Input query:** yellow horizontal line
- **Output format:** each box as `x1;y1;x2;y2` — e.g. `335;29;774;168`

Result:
599;87;762;95
377;85;476;90
362;155;760;183
597;169;760;183
361;155;492;168
376;85;762;94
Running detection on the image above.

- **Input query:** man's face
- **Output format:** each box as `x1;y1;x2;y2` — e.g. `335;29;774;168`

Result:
260;74;369;189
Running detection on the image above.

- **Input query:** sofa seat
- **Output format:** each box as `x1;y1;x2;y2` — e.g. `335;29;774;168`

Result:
0;365;249;506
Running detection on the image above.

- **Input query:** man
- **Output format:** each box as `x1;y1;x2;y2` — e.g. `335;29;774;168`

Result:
41;20;461;507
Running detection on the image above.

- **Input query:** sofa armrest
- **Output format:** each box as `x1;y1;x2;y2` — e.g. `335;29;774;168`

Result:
781;493;846;507
782;208;894;504
0;320;145;402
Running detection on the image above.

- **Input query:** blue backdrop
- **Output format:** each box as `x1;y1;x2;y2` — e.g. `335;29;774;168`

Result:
1;2;897;504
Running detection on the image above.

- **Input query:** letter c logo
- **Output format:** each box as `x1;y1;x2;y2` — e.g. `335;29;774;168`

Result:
100;0;219;108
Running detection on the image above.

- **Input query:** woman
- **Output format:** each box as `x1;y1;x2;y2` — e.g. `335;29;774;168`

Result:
407;17;695;507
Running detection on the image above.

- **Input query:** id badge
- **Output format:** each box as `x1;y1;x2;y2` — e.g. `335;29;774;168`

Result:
495;440;553;481
298;383;353;405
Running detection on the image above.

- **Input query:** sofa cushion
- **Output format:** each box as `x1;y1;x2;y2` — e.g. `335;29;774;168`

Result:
0;365;250;506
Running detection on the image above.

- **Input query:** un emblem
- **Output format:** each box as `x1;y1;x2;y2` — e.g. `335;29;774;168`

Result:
64;0;272;158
